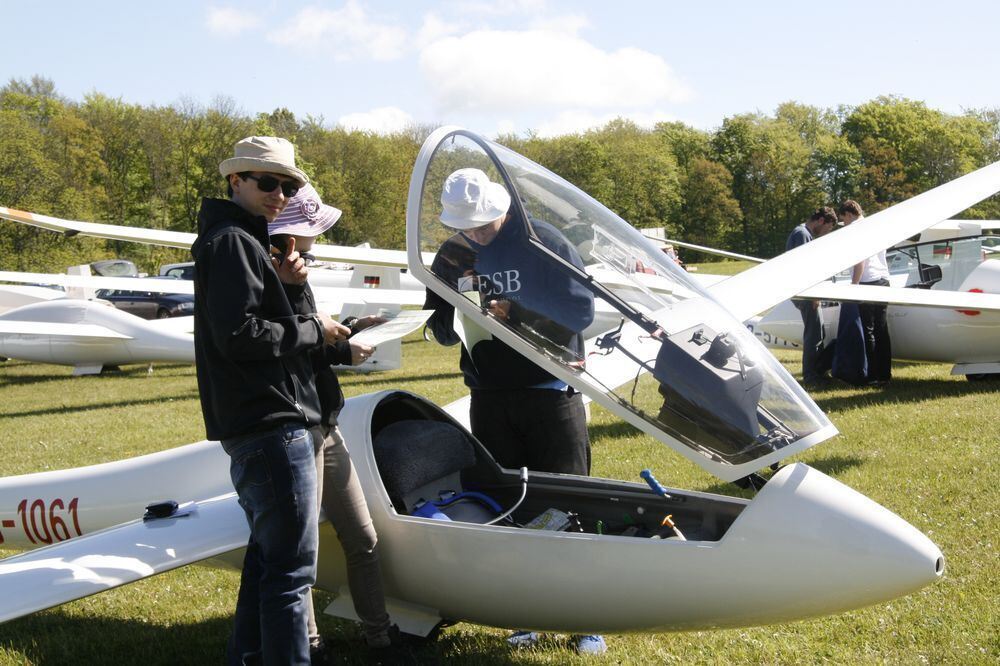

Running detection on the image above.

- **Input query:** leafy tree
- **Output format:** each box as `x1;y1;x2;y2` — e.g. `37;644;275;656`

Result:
711;109;830;257
841;97;990;198
680;157;742;252
654;121;711;170
505;133;615;204
1;78;997;272
584;119;681;231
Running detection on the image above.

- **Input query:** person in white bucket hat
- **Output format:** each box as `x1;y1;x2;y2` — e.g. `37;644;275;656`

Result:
439;167;512;229
424;168;606;655
192;136;347;666
268;185;408;660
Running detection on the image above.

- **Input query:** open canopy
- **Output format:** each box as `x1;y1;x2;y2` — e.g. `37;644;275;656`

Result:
406;127;835;482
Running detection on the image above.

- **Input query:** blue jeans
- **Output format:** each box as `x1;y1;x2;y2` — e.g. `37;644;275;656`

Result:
222;424;318;666
794;300;825;383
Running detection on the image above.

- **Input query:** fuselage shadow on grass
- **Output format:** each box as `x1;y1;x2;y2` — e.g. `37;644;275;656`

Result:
0;599;523;666
0;361;195;387
0;610;233;665
810;377;1000;413
338;370;464;387
0;391;201;420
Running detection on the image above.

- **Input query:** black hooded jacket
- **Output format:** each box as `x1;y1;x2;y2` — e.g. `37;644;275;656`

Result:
283;281;353;427
191;198;325;440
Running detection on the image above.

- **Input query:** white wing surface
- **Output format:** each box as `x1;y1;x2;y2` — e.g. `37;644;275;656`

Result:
661;238;764;263
0;206;434;268
797;282;1000;312
0;494;246;623
0;272;425;306
312;287;426;307
0;271;194;295
148;315;195;334
0;207;196;249
0;321;132;339
709;161;1000;321
309;243;434;268
925;219;1000;232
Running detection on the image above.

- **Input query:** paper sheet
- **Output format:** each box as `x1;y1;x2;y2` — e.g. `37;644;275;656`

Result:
453;291;493;351
349;310;434;346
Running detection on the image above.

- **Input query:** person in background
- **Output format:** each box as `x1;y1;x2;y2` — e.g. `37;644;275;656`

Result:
192;136;347;665
268;183;410;663
839;200;892;385
423;168;606;656
785;207;838;386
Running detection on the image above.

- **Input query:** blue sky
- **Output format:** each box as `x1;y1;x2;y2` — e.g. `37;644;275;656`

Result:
4;1;999;137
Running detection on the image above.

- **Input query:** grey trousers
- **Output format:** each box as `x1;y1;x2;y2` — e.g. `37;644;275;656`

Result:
305;426;392;645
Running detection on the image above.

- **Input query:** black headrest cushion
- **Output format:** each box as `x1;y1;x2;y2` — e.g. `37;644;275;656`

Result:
373;419;476;497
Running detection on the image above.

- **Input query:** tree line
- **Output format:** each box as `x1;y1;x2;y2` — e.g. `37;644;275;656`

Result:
2;75;998;274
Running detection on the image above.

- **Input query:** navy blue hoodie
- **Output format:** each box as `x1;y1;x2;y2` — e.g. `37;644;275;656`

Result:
424;215;595;389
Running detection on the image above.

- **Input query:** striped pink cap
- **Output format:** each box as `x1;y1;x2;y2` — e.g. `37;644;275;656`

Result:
268;183;342;238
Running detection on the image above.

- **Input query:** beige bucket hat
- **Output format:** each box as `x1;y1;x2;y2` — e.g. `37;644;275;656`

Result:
219;136;309;185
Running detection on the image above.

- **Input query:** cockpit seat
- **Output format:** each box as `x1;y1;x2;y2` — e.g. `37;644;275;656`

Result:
373;419;498;522
911;263;943;289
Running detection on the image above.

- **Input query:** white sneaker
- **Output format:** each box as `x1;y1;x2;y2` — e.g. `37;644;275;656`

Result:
507;630;540;648
574;634;608;655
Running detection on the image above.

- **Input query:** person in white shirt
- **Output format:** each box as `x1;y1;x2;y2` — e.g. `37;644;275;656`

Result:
839;200;891;384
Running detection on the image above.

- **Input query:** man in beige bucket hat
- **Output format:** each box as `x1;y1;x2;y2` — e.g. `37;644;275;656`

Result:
192;136;346;665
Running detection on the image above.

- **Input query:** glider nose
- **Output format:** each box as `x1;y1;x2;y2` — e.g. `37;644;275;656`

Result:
725;463;943;621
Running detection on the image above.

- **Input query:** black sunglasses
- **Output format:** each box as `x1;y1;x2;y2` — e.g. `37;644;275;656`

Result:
242;173;300;198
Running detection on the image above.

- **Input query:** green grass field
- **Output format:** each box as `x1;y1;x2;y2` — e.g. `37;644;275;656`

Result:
0;330;997;664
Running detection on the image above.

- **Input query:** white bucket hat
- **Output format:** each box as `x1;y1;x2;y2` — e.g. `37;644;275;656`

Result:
268;184;342;238
219;136;309;185
439;168;512;230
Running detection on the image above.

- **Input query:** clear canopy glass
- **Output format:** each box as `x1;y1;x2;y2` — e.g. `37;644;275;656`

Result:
410;129;833;479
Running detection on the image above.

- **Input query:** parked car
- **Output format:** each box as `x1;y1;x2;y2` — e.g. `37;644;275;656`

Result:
95;280;194;319
158;262;194;280
90;259;139;277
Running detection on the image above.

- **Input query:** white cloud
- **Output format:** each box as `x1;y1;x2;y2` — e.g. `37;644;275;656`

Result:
337;106;414;134
269;1;407;61
528;13;589;35
416;13;463;49
533;109;677;138
421;29;692;113
205;7;261;36
494;118;518;136
451;0;549;18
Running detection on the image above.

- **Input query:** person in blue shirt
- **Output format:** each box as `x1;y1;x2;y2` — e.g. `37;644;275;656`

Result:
423;168;606;655
785;207;837;385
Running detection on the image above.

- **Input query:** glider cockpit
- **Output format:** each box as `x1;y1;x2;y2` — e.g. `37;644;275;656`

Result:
367;391;746;543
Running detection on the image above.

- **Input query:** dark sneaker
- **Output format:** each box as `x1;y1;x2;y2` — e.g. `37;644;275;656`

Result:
368;625;418;666
309;638;331;666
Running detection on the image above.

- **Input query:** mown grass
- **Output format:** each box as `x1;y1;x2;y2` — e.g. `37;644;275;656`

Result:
0;334;997;665
686;259;759;276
